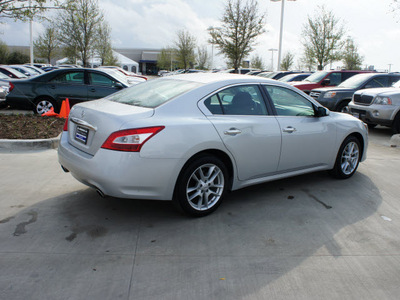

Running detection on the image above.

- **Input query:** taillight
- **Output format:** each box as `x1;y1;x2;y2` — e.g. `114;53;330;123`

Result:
63;119;68;131
8;82;14;92
101;126;165;152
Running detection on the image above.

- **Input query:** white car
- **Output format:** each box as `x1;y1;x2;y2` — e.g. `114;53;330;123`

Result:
58;73;368;216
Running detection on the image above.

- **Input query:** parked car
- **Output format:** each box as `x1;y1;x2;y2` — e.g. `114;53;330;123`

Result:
58;73;368;217
8;65;39;77
279;73;313;82
0;66;29;79
97;66;147;80
258;71;309;80
349;79;400;133
5;68;130;114
220;68;259;74
309;73;400;112
290;70;375;94
23;64;46;75
42;66;60;72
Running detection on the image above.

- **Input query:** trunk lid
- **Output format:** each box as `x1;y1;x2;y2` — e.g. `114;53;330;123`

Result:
67;99;154;156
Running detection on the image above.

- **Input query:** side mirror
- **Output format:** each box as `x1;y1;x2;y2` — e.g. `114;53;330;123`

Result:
321;78;331;86
315;106;329;117
114;82;124;89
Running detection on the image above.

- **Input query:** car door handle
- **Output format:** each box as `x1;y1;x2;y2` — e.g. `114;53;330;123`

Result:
283;126;297;133
224;128;242;136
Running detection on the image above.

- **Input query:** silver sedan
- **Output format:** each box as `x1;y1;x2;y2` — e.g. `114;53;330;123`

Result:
58;73;368;216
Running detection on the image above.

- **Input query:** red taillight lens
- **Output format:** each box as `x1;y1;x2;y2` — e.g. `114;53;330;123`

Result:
101;126;165;152
8;82;14;92
63;119;68;131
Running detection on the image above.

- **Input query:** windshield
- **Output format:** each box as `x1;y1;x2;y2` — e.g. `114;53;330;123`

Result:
279;74;297;82
303;71;329;83
107;78;203;108
337;74;371;88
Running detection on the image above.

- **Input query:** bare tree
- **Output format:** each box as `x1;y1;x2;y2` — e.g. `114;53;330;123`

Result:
280;52;295;71
302;5;346;70
56;0;104;67
34;24;60;64
250;54;264;70
196;46;210;70
174;30;196;69
208;0;265;72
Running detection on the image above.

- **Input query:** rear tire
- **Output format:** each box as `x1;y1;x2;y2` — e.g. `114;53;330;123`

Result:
173;155;229;217
34;97;57;114
329;136;361;179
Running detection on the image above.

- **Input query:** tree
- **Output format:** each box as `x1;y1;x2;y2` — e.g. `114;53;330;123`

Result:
280;52;295;71
7;50;29;64
196;46;210;70
94;22;117;66
174;30;196;69
342;37;363;70
157;47;176;71
208;0;265;72
34;24;60;64
56;0;104;67
301;6;345;70
250;54;264;70
0;0;70;21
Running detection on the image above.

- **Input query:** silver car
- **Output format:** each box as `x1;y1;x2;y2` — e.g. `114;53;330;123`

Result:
58;73;368;216
349;80;400;133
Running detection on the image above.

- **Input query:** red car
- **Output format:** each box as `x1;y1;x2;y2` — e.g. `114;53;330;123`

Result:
289;70;375;94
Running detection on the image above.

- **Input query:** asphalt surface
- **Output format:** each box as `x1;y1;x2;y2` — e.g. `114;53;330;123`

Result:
0;126;399;300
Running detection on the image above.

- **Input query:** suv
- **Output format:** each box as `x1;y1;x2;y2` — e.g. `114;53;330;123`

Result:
309;73;400;112
349;80;400;133
290;70;374;94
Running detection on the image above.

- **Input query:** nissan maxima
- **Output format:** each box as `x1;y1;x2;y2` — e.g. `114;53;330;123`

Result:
58;73;368;216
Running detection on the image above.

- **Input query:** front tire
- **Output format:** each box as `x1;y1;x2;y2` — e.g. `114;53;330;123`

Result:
329;136;361;179
173;155;229;217
392;114;400;134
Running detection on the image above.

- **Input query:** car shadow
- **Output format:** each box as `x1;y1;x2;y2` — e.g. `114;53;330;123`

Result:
0;168;384;299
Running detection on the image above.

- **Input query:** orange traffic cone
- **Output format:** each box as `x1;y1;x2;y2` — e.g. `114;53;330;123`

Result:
58;98;71;118
41;107;59;117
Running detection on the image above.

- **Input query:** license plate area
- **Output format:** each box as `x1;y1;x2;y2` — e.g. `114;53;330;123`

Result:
75;126;89;145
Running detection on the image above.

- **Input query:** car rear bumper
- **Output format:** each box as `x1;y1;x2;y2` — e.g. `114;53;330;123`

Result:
58;133;183;200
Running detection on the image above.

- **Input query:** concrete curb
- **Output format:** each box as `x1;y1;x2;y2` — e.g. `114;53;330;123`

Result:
0;134;60;151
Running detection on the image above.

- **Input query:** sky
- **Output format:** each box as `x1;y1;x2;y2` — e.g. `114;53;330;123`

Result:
0;0;399;71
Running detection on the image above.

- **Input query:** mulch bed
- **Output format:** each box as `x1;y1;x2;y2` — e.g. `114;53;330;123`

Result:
0;114;66;139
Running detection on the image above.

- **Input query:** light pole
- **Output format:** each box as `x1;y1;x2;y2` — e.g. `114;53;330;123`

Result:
269;48;278;71
271;0;296;71
29;0;34;65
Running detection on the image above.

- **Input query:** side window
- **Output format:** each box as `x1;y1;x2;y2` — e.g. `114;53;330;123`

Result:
264;85;315;117
89;73;117;87
204;85;268;115
364;76;389;89
326;72;341;85
342;72;356;81
50;71;85;84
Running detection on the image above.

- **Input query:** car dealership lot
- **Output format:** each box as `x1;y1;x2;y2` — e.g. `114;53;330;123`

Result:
0;128;400;300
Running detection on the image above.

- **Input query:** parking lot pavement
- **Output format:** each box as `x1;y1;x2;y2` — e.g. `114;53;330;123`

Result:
0;128;400;300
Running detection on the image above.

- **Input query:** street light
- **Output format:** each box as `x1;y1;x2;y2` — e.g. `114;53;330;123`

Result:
271;0;296;70
269;48;278;71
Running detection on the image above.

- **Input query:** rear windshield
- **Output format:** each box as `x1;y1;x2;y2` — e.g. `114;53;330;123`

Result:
337;74;371;88
107;78;203;108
